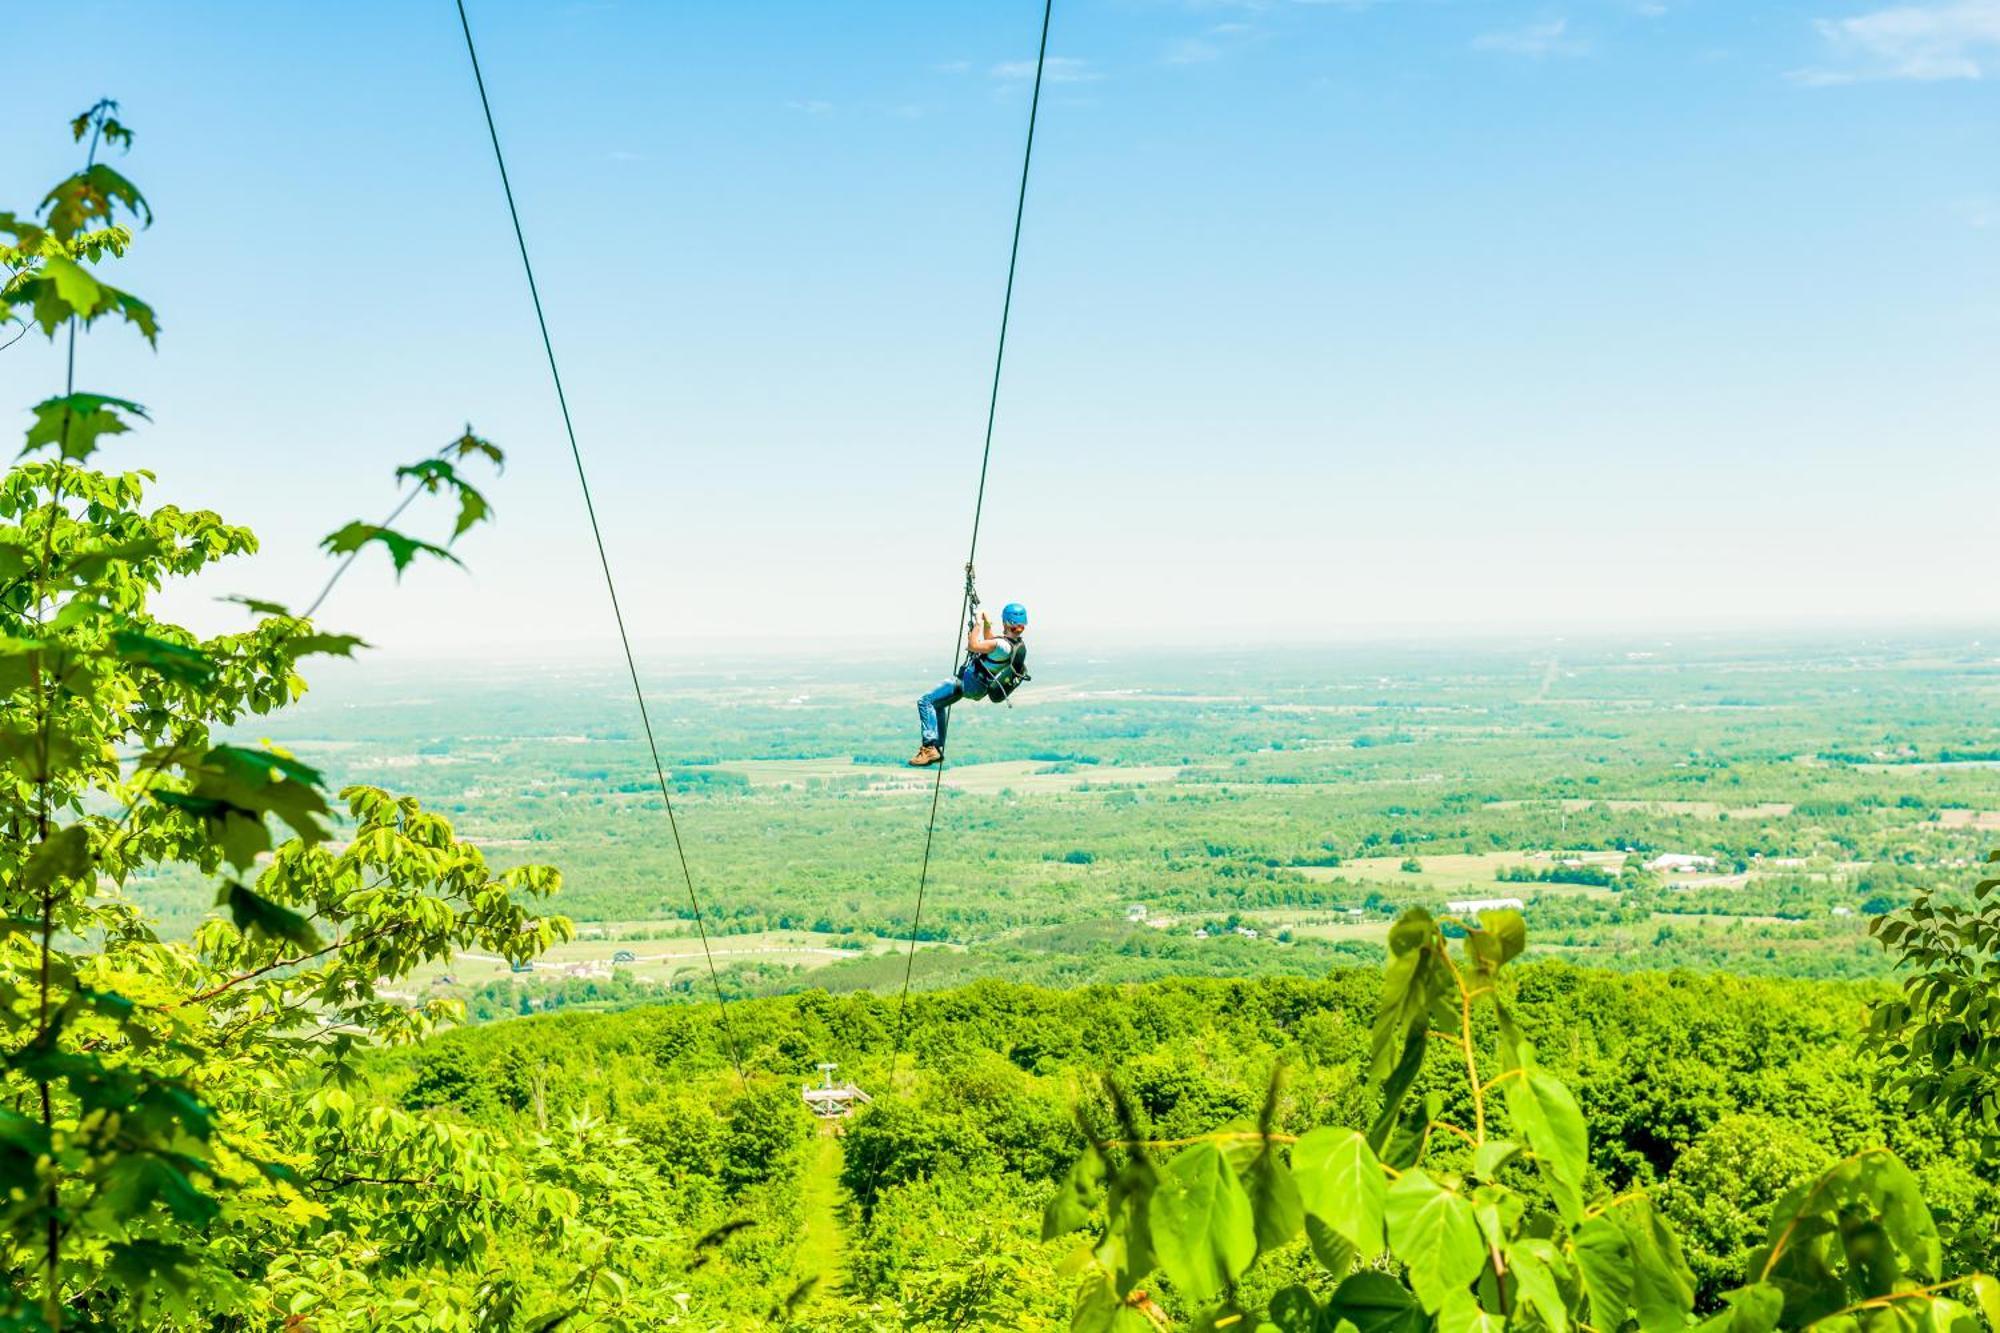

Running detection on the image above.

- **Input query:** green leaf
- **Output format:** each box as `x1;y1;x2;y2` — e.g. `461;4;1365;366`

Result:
110;629;214;686
22;392;148;461
1696;1283;1784;1333
0;636;47;692
215;880;321;952
1472;1139;1522;1182
1368;1027;1428;1156
1371;909;1442;1079
1484;909;1526;963
320;521;462;577
1071;1275;1160;1333
222;594;292;616
1971;1275;2000;1333
284;632;368;660
1383;1169;1484;1312
1303;1215;1356;1279
154;744;330;870
42;162;152;237
1506;1239;1569;1333
1619;1197;1696;1332
1146;1141;1257;1306
23;825;91;896
14;257;158;343
104;1240;201;1295
1265;1285;1318;1333
394;457;495;541
1045;1145;1106;1240
1752;1149;1939;1322
1505;1068;1587;1225
1327;1271;1428;1333
1098;1150;1159;1298
1292;1126;1386;1259
1242;1143;1304;1256
1573;1215;1635;1331
447;425;504;469
1437;1292;1504;1333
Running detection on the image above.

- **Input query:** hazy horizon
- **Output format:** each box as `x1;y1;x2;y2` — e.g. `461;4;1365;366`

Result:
278;617;2000;682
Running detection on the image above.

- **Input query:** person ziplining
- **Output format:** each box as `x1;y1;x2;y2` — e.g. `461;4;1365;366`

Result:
909;597;1030;767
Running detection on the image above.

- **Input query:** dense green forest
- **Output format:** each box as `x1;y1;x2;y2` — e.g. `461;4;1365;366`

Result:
8;102;2000;1331
378;946;1999;1327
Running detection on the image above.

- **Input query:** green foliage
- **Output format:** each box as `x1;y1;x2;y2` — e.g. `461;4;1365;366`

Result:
1867;850;2000;1152
1661;1115;1834;1302
0;105;619;1331
1044;910;1989;1331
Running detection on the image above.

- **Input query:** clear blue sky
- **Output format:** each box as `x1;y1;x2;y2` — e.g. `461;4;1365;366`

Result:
8;0;1998;661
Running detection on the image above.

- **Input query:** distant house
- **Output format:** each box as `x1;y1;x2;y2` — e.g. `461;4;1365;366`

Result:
1645;853;1718;873
612;949;637;963
1446;897;1525;915
1234;925;1260;939
1193;928;1210;940
1126;904;1149;922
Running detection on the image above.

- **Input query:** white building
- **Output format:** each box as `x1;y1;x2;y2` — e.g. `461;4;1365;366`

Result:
1645;853;1718;873
1446;897;1525;915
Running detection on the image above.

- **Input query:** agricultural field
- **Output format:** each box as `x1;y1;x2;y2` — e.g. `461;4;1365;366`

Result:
129;628;2000;1014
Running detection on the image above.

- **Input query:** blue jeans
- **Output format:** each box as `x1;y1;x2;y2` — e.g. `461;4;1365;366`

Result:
918;662;984;750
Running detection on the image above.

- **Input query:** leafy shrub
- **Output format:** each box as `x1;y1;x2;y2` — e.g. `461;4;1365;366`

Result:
1044;908;1993;1332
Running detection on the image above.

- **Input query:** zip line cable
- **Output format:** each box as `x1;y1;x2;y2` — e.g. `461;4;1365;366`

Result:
887;0;1056;1086
452;0;748;1091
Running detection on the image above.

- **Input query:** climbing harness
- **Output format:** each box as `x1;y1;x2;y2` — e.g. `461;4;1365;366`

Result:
974;636;1030;703
453;0;748;1091
888;0;1057;1085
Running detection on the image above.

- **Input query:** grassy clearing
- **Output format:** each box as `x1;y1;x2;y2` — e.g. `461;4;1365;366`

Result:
797;1130;850;1306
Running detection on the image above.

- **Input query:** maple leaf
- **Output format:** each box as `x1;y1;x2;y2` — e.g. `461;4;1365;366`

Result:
22;393;149;462
319;522;462;577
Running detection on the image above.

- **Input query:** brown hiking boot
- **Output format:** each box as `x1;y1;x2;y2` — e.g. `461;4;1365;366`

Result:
908;745;942;767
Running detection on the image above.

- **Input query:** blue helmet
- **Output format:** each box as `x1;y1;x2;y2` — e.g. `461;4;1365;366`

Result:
1002;602;1028;626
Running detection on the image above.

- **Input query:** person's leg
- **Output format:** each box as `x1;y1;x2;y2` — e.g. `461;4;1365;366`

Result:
917;677;963;750
941;662;982;751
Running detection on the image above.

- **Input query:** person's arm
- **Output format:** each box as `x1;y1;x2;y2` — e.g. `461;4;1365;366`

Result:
967;610;1002;655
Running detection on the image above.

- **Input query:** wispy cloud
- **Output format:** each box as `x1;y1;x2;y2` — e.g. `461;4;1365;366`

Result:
990;55;1101;82
607;149;645;162
1792;0;2000;84
1166;37;1223;62
784;99;834;115
934;59;972;74
1472;17;1589;57
1164;20;1260;64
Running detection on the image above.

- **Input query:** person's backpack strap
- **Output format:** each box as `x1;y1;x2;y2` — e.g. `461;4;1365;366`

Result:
983;634;1030;702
